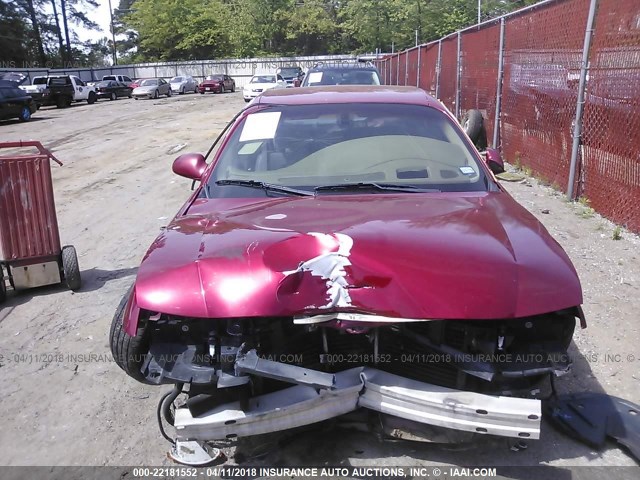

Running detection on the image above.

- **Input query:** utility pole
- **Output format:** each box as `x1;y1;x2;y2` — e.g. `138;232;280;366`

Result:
108;0;118;65
478;0;481;24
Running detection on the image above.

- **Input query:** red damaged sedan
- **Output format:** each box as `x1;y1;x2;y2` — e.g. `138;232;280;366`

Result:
110;86;584;464
198;74;235;94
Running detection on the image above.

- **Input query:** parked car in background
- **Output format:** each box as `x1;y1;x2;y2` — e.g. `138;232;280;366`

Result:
20;75;97;107
89;74;134;87
110;86;584;464
300;62;382;87
242;74;286;102
170;76;198;94
276;65;304;87
0;80;37;122
132;78;172;99
129;78;148;89
198;74;235;94
95;81;133;100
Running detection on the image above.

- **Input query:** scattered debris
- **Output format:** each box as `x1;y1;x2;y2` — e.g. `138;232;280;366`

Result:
166;143;187;155
496;172;526;182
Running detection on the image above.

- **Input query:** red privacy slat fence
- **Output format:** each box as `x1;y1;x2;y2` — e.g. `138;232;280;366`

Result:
375;0;640;233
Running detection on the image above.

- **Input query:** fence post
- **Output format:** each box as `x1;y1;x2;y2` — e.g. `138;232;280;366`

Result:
568;0;598;200
416;46;421;87
493;17;506;149
436;40;442;99
455;31;462;119
396;54;400;85
405;51;409;85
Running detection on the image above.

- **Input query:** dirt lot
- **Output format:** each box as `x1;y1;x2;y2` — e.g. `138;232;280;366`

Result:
0;93;638;470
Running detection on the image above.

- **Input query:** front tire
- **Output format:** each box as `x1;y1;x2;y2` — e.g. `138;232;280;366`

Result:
180;87;185;95
109;287;153;384
231;83;235;93
87;92;97;104
0;265;6;304
167;88;172;97
154;90;159;99
110;92;117;101
61;245;81;291
18;106;31;122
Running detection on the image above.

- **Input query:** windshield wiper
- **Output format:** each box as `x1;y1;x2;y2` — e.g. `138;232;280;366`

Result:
215;179;313;196
314;182;440;194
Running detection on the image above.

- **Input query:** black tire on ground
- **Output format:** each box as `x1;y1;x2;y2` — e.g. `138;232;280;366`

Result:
244;98;251;102
109;286;153;384
167;88;172;97
18;106;31;122
87;92;97;104
475;123;488;151
231;84;235;93
219;85;225;94
128;91;132;98
0;265;6;304
110;92;117;101
154;90;159;99
194;86;198;94
180;87;185;95
462;109;484;143
61;245;82;291
200;91;205;94
56;96;70;108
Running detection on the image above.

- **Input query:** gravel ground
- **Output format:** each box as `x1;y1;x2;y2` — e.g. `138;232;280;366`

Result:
0;94;638;472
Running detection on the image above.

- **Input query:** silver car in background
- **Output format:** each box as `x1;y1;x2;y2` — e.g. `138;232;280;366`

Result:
132;78;172;100
170;76;198;95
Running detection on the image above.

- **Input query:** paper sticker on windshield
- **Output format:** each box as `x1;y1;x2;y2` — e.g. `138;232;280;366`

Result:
239;112;281;142
459;166;476;175
307;72;323;84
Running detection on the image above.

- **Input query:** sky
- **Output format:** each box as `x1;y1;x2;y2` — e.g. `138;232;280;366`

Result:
75;0;114;43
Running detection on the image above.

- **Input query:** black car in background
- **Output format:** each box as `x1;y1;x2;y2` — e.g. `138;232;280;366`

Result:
276;66;304;87
95;81;132;100
300;62;382;87
0;80;37;122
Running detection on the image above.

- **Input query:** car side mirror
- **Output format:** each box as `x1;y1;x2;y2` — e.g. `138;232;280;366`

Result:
172;153;207;180
485;148;505;175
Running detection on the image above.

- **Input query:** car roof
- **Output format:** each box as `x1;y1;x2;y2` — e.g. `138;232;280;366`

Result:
256;85;444;110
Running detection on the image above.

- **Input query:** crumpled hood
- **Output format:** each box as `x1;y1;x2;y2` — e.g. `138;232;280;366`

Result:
134;192;582;320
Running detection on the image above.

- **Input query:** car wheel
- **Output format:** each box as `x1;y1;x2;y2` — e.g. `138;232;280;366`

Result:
180;87;185;95
110;92;117;101
18;106;31;122
462;109;483;143
56;97;67;108
200;91;205;95
231;83;235;93
167;88;172;97
194;86;198;94
61;245;81;291
244;98;251;103
109;286;154;384
154;90;159;99
87;92;97;104
128;91;132;98
219;85;225;94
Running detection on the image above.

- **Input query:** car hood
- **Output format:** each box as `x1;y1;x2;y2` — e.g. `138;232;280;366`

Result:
133;86;156;93
134;192;582;320
245;83;276;89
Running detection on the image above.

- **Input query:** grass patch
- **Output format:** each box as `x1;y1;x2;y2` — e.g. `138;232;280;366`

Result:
612;226;623;240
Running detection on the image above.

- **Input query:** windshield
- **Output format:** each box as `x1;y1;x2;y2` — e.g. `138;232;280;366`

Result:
140;79;158;86
250;75;275;84
171;77;184;83
278;68;300;77
208;103;486;197
303;69;381;86
206;75;223;81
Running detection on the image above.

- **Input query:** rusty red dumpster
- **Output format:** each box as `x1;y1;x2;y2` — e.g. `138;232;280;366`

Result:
0;141;80;303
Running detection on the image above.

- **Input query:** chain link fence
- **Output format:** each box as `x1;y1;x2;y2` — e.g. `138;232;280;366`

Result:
376;0;640;233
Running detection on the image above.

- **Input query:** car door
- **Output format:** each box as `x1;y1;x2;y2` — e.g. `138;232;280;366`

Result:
117;82;128;97
159;79;168;95
0;89;15;119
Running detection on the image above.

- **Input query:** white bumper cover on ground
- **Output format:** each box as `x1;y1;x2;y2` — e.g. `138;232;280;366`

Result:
174;367;541;440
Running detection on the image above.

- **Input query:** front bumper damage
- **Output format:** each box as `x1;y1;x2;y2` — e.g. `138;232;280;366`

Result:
173;349;541;442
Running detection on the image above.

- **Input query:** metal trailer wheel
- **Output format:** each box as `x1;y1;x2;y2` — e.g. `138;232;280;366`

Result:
61;245;82;291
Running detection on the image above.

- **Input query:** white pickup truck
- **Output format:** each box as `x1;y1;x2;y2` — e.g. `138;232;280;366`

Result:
21;75;98;106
